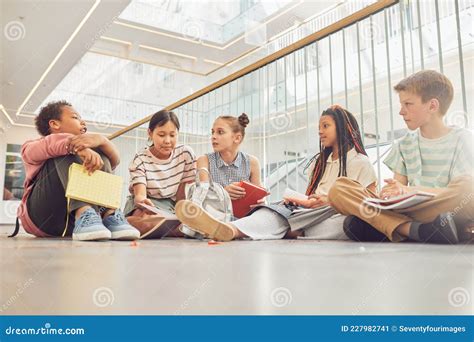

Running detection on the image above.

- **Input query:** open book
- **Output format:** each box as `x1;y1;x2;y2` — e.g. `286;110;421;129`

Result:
137;203;178;219
363;191;435;210
282;188;327;208
135;203;181;239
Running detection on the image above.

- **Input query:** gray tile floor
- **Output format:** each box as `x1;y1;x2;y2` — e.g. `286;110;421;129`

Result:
1;227;472;315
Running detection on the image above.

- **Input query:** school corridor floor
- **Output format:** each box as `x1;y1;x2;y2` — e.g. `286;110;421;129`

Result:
1;226;472;315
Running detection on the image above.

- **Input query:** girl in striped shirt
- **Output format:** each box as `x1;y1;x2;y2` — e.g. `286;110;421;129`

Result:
124;110;196;222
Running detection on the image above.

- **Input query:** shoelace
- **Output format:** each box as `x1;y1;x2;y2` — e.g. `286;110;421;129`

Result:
108;210;125;224
80;210;102;226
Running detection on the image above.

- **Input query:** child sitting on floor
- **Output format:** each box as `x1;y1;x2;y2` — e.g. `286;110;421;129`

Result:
329;70;474;244
15;101;139;241
124;110;197;236
197;113;263;200
175;105;377;241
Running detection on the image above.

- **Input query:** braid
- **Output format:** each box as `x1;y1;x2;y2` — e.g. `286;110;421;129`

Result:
337;111;347;177
305;105;367;195
305;146;331;196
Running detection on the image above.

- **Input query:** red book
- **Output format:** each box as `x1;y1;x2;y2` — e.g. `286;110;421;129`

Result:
231;181;269;218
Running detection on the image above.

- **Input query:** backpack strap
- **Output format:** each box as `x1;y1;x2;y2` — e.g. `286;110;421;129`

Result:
190;168;213;207
219;185;233;220
190;184;209;206
62;197;72;237
62;164;75;237
194;168;215;189
8;217;20;237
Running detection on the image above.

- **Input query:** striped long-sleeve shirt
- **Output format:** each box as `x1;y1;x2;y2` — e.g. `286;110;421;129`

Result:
129;144;196;201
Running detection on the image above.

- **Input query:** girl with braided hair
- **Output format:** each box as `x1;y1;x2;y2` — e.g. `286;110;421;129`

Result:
305;104;370;199
176;105;377;241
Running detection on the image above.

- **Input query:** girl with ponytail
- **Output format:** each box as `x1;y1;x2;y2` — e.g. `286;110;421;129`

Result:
177;105;377;242
196;113;264;200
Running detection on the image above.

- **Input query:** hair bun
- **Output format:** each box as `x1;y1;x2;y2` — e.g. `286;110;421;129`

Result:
238;113;250;128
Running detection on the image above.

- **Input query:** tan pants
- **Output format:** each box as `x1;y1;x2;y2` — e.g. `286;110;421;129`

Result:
328;176;474;241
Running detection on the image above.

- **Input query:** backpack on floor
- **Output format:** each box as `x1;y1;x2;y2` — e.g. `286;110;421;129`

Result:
181;168;233;238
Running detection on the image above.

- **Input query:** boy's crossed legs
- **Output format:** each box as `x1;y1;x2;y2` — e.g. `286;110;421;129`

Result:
328;176;474;243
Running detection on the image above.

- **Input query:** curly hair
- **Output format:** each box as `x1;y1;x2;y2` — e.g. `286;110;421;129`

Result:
35;100;72;136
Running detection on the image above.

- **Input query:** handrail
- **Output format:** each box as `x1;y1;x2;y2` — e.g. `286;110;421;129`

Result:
109;0;398;140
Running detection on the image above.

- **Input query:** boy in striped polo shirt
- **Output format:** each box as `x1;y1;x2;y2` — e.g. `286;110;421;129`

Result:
328;70;473;244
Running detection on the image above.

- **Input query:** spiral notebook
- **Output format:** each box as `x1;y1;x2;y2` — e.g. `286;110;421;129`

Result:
65;163;123;209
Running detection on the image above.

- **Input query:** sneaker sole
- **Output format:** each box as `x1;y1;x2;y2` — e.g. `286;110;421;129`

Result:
175;200;234;241
73;230;111;241
111;230;140;240
438;213;459;244
180;225;206;239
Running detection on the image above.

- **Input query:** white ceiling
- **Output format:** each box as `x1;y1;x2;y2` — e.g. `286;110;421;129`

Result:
1;0;131;127
0;0;347;131
92;0;336;75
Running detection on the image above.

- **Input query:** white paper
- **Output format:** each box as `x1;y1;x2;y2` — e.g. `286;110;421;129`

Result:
137;203;178;220
363;192;435;210
364;191;435;205
283;188;308;200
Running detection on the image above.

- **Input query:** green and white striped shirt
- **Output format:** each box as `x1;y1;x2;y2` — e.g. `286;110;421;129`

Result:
384;128;473;187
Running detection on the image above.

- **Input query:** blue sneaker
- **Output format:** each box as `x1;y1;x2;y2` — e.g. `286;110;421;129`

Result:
103;209;140;240
73;208;111;241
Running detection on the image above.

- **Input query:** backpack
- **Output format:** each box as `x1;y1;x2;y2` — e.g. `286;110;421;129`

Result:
180;168;233;238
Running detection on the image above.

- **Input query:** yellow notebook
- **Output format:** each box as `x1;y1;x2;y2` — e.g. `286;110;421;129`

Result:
65;163;123;209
